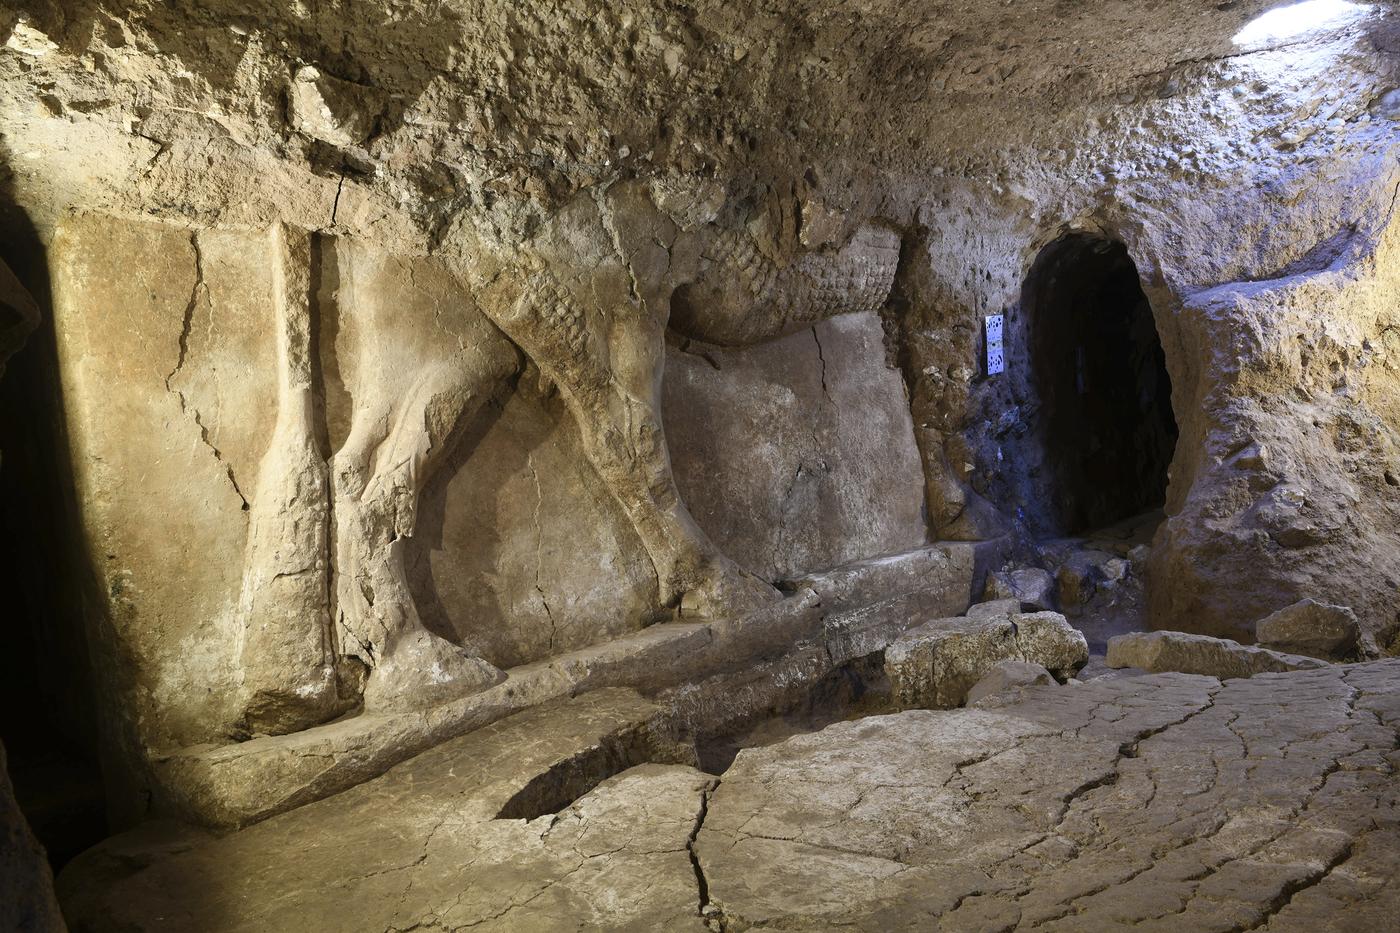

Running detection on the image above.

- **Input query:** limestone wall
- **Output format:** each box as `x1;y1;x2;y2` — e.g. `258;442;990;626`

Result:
665;312;927;581
43;209;928;818
4;0;1400;825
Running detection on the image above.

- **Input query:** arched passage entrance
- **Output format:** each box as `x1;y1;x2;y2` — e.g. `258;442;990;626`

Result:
1024;233;1178;535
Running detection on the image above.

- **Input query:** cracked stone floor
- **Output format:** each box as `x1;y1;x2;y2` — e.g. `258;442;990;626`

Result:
61;661;1400;931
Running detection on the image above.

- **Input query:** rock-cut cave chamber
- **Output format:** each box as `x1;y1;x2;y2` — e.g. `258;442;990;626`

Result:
1;1;1400;930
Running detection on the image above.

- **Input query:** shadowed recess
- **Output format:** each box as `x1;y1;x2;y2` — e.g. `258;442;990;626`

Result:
1025;234;1179;536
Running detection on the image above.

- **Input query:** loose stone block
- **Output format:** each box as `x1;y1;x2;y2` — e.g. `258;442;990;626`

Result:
965;659;1056;706
1106;630;1328;679
886;609;1088;709
1255;598;1362;661
984;567;1057;611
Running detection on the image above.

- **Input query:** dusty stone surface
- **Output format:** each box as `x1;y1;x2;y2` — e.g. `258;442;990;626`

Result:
0;741;63;933
99;763;717;933
696;660;1400;930
1256;598;1365;662
56;819;214;927
62;688;708;931
1108;630;1330;679
966;659;1055;706
56;660;1400;932
886;609;1088;709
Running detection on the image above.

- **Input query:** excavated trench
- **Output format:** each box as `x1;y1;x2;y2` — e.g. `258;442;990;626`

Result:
495;654;898;823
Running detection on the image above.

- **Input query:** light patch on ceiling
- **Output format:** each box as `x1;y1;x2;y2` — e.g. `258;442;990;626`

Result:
1233;0;1372;46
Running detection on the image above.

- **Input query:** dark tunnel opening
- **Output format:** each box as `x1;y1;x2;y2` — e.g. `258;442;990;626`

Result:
1025;234;1179;536
0;201;109;871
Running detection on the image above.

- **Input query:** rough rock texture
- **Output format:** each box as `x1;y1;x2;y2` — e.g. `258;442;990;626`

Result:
985;567;1057;612
886;608;1088;709
71;660;1400;930
1108;630;1330;679
1053;548;1121;615
4;0;1400;830
0;741;64;933
1256;598;1365;662
967;598;1024;620
664;311;928;581
966;659;1055;706
695;661;1400;930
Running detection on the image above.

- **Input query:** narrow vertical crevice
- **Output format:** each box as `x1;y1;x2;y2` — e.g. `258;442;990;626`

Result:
687;781;717;924
330;172;346;227
811;328;832;403
877;227;953;537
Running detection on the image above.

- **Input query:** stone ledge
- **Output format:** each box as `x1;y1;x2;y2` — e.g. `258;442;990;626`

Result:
152;542;978;829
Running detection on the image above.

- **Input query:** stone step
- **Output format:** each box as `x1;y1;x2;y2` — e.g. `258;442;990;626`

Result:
779;542;977;614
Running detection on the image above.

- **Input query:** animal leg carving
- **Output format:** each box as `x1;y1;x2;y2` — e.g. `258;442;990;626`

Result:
330;240;523;712
480;199;778;618
235;224;345;735
332;365;514;710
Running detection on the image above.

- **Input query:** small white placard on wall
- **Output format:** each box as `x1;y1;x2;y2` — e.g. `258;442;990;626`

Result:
985;314;1005;376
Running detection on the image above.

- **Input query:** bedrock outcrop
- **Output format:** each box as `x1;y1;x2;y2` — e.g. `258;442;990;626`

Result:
61;660;1400;931
695;661;1400;930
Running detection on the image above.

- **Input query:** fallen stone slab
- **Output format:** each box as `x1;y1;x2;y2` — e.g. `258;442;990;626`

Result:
1255;598;1363;661
885;609;1088;709
780;543;975;614
965;659;1055;706
984;567;1057;611
668;583;990;772
1106;630;1329;678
